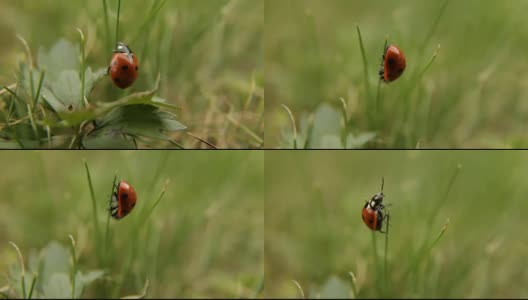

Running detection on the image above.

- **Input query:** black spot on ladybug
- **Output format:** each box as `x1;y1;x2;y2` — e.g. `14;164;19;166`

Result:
387;58;395;66
369;219;373;224
122;193;128;200
113;77;121;83
135;66;138;71
121;65;129;71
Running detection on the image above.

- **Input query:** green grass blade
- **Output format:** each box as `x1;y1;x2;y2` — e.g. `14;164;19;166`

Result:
419;0;450;55
292;280;305;299
68;235;77;299
102;0;111;50
281;104;297;149
9;241;25;299
104;174;116;264
77;29;86;108
84;160;102;263
33;71;45;113
349;272;358;298
356;25;370;100
27;274;37;300
115;0;121;45
339;97;348;147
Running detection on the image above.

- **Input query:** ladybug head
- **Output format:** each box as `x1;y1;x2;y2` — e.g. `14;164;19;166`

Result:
115;42;133;54
370;192;384;208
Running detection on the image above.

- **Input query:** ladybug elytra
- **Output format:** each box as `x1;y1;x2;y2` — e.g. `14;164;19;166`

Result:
109;179;137;219
108;42;139;89
379;44;406;83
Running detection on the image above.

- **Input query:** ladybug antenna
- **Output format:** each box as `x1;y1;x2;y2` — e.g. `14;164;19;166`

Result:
380;176;384;193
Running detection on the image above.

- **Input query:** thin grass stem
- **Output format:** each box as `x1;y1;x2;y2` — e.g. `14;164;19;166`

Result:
115;0;121;45
281;104;297;149
9;242;25;299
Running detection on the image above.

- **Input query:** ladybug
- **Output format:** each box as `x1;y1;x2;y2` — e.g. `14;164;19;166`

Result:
361;177;389;233
108;42;139;89
379;44;406;83
109;180;137;219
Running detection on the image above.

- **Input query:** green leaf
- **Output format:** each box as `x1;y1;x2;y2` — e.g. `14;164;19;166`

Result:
317;276;351;299
310;103;343;148
81;132;136;149
42;273;70;299
84;67;108;97
346;132;377;149
41;87;67;112
37;39;79;83
51;74;180;127
73;270;104;298
95;104;186;140
51;70;81;111
39;242;70;284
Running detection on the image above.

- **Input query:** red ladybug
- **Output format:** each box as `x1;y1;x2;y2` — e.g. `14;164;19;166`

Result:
379;44;406;83
361;177;389;233
109;180;137;219
108;42;138;89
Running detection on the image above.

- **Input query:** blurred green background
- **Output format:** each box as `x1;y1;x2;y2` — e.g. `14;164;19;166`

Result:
0;150;263;298
265;0;528;148
264;151;528;298
0;0;263;148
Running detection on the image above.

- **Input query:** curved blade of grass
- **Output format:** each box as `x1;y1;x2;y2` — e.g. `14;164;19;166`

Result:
281;104;297;149
121;278;150;299
33;71;45;113
419;0;450;56
252;276;264;298
427;163;461;227
383;212;390;295
140;180;167;226
77;29;86;108
84;160;102;263
186;132;219;149
303;114;315;149
102;0;111;51
68;235;77;299
371;231;379;282
403;218;450;280
27;274;37;300
339;97;348;146
104;174;117;258
417;44;441;82
356;25;371;101
226;114;263;146
348;272;358;298
375;38;387;113
428;218;449;252
9;241;25;299
130;0;167;45
26;104;39;142
115;0;121;46
291;280;305;299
